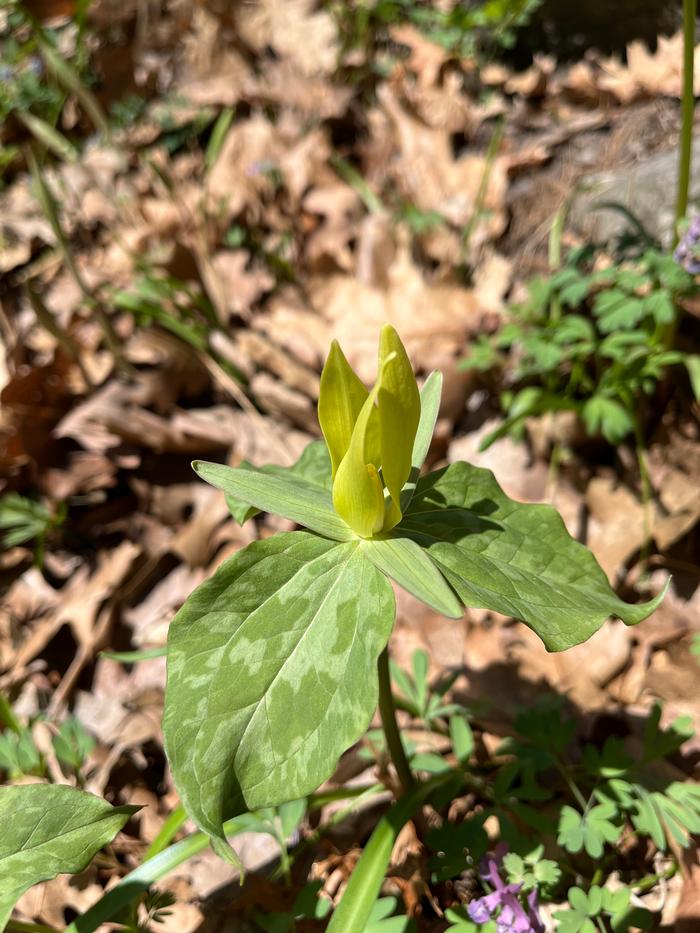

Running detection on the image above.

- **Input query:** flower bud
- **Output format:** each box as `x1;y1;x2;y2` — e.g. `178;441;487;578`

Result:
318;325;420;537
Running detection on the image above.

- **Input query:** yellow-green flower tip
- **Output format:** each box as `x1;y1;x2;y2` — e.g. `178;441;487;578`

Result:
319;326;420;538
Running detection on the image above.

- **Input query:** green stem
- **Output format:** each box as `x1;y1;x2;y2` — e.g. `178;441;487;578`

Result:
377;647;414;794
675;0;696;241
462;116;505;261
279;784;385;879
143;804;187;861
634;418;653;567
331;154;384;215
0;692;22;734
326;775;446;933
634;861;678;892
554;757;588;813
275;824;292;887
7;922;59;933
62;815;247;933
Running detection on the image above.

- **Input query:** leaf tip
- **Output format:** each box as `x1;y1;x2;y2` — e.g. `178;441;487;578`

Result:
622;574;671;626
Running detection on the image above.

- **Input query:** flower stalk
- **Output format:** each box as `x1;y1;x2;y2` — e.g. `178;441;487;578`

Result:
377;647;415;794
675;0;696;241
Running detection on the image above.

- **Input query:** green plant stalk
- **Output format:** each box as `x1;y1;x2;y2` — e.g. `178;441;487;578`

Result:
675;0;696;240
326;775;445;933
16;112;79;162
0;691;22;734
634;861;678;892
62;822;231;933
143;804;187;861
62;782;383;932
547;198;569;326
25;148;128;372
7;921;59;933
377;647;415;794
36;35;110;138
278;783;386;879
27;284;93;388
331;154;385;215
274;819;293;887
100;646;167;663
462;115;505;259
634;416;654;566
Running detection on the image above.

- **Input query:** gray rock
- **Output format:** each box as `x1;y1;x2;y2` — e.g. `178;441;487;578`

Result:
570;140;700;248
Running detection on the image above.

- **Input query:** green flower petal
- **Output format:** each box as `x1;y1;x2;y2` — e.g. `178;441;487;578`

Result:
333;388;385;537
318;340;369;478
377;325;420;530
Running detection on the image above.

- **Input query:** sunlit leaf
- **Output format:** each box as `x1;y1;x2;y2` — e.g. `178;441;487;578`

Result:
164;532;394;852
194;460;352;541
398;462;666;651
0;784;137;929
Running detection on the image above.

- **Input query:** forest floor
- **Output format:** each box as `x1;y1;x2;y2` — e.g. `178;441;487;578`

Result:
1;2;700;930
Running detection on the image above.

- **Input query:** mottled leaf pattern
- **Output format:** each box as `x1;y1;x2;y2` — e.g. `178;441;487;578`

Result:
0;784;137;929
164;532;394;848
399;463;666;651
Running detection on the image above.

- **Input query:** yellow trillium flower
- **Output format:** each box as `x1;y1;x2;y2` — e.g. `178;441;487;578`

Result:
318;325;420;538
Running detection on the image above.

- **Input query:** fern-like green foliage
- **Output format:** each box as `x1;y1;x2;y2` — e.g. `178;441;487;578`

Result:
462;244;699;447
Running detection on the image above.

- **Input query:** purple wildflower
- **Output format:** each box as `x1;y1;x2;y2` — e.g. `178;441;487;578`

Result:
467;846;545;933
675;214;700;275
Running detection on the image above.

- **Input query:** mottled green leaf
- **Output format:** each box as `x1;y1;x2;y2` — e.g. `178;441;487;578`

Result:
362;537;461;618
164;532;394;851
0;784;137;929
398;462;666;651
194;461;352;541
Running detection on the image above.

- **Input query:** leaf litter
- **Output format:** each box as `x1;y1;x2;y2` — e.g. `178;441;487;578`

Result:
1;1;699;929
